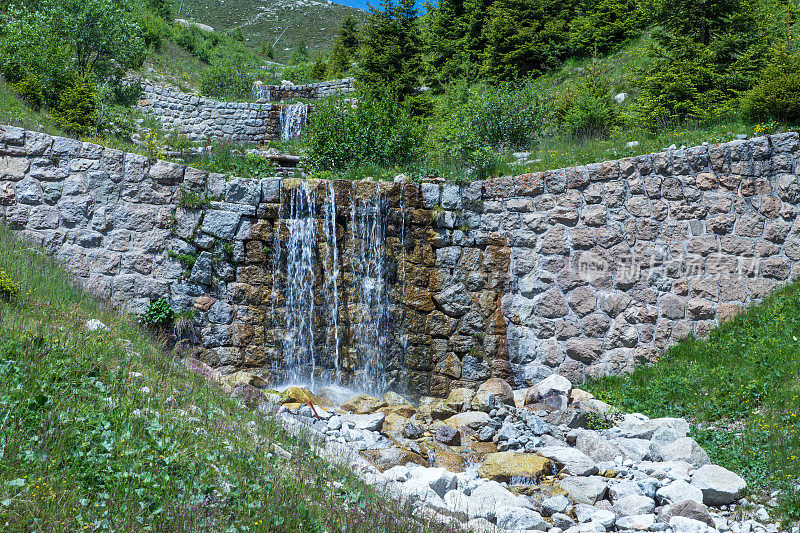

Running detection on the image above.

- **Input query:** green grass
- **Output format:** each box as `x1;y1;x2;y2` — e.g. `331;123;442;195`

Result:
585;282;800;522
0;225;458;533
0;81;65;137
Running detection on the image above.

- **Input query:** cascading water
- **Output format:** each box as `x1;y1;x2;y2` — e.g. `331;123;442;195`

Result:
349;184;391;392
279;103;308;141
282;181;318;386
269;180;394;393
252;85;271;101
322;182;341;379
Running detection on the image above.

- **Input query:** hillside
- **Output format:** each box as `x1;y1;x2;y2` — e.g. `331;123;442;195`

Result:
0;225;450;532
171;0;367;60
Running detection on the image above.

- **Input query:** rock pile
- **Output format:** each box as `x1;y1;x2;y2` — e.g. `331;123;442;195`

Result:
259;374;778;533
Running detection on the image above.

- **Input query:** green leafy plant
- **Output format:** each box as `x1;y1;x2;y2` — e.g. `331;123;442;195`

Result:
742;49;800;125
167;251;198;270
141;297;174;328
177;192;209;209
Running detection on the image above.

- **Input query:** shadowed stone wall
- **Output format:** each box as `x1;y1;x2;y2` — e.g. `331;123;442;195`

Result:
2;123;799;396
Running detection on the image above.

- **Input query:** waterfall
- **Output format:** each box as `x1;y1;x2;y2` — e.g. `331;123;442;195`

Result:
269;180;391;393
323;182;341;378
350;184;391;392
282;181;317;386
280;103;308;141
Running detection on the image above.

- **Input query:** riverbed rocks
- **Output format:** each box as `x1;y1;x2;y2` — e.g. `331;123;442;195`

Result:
247;375;770;533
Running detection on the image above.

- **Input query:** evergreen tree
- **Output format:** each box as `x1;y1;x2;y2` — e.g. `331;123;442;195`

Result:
261;40;274;59
339;14;360;54
328;38;351;78
481;0;575;81
357;0;423;101
292;39;309;64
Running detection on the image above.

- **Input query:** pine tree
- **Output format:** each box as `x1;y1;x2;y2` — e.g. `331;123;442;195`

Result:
328;38;351;78
339;14;360;55
357;0;422;101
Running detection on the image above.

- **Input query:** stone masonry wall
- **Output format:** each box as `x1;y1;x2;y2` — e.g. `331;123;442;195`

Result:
254;78;356;100
2;123;799;396
137;82;282;143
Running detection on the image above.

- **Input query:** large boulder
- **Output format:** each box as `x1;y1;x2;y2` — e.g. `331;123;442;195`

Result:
559;476;608;504
690;464;747;506
667;500;715;527
613;494;655;516
656;480;704;505
280;386;327;405
615;514;656;531
477;452;552;483
380;404;416;418
536;446;599;476
658;437;710;467
341;393;388;414
444;387;476;412
383;390;411;406
360;447;427;472
344;412;385;432
435;425;461;446
525;374;572;410
472;378;515;410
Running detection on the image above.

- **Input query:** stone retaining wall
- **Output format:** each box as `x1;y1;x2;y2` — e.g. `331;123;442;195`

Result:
253;78;355;100
137;82;283;143
2;123;799;396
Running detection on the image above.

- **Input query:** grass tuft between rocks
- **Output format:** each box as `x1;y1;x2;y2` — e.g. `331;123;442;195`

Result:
0;224;457;533
585;282;800;523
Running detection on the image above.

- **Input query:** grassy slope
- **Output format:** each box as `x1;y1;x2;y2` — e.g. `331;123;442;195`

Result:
586;283;800;521
171;0;366;61
0;225;454;533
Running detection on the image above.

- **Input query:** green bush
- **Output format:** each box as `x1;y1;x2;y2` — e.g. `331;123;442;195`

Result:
199;62;255;99
303;92;424;171
555;71;620;138
172;24;217;62
56;78;96;135
430;77;553;174
142;297;174;327
742;50;800;125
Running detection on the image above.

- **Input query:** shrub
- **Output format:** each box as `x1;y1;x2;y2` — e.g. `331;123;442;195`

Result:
303;92;424;171
555;71;620;138
741;50;800;125
430;77;554;173
199;61;255;99
0;269;21;301
142;297;174;327
56;78;96;135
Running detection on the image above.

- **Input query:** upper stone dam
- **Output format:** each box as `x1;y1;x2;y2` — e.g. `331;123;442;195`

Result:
1;124;799;396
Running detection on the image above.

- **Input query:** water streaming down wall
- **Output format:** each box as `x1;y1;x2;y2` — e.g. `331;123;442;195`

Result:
269;181;395;392
279;103;308;141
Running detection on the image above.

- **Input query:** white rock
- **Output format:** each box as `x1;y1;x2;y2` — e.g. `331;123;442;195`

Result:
614;494;655;516
537;447;598;476
560;476;608;504
690;465;747;506
656;480;705;505
627;141;640;149
615;92;628;104
574;504;616;528
85;319;108;331
616;514;655;530
444;490;493;521
409;467;457;498
383;465;411;482
495;506;549;531
542;494;571;515
659;437;711;467
345;412;385;431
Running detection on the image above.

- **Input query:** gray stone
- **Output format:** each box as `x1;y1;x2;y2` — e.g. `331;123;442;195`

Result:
559;476;608;504
542;494;570;516
574;504;616;528
435;425;461;446
225;178;261;205
402;421;423;440
655;480;704;505
667;500;715;527
615;514;655;530
613;494;655;516
537;447;598;476
201;210;241;239
190;251;213;285
658;437;710;467
495;506;549;531
690;464;746;506
434;283;473;317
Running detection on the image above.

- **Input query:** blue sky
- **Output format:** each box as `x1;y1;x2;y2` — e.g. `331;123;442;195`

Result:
330;0;428;12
